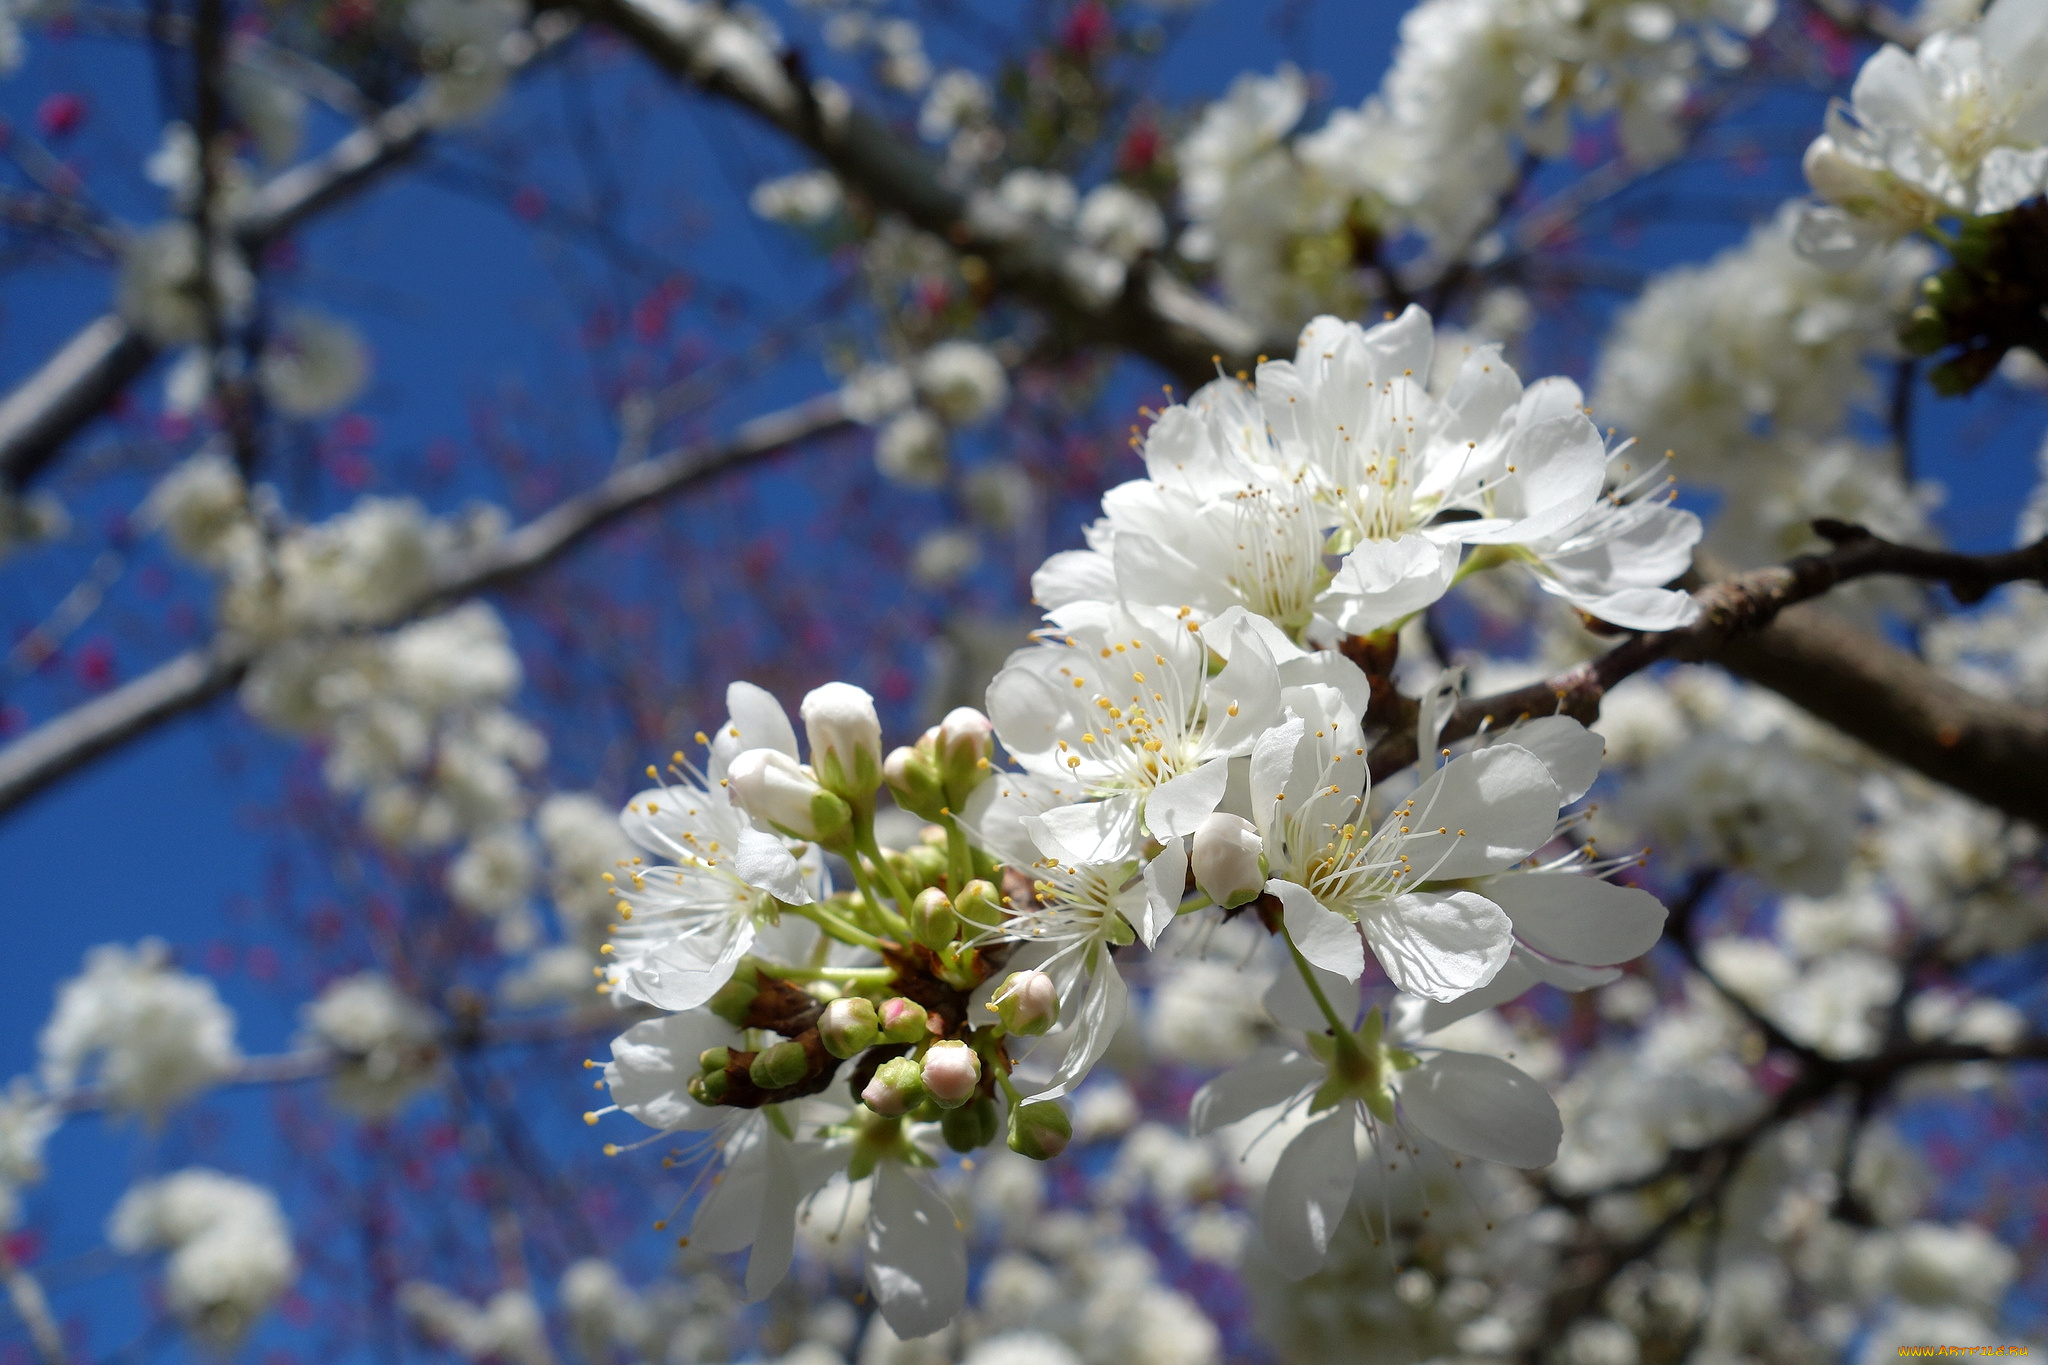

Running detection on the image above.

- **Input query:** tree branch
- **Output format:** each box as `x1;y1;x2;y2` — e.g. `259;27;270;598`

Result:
0;15;579;492
1370;527;2048;826
0;392;852;818
569;0;1268;388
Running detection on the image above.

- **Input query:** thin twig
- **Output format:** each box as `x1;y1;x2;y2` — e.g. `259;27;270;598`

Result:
0;391;852;817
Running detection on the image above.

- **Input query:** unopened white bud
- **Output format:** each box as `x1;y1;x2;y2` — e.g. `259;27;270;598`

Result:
920;1040;982;1108
800;682;883;801
1191;813;1266;909
727;748;850;843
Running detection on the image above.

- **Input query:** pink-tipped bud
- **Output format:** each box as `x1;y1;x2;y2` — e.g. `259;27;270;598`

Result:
1191;812;1266;909
862;1056;925;1116
920;1041;982;1108
877;997;931;1045
993;970;1058;1036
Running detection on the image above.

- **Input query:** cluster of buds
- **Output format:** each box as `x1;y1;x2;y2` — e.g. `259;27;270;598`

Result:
883;706;995;822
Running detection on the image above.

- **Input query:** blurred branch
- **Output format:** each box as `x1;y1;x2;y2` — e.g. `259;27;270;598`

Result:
0;16;579;493
571;0;1269;386
1370;527;2048;826
0;1240;65;1365
0;391;852;817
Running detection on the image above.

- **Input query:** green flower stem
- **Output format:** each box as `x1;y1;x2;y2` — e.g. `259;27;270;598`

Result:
765;964;895;985
855;829;917;927
841;855;911;939
1177;892;1214;916
788;902;886;953
942;814;974;893
1285;933;1353;1037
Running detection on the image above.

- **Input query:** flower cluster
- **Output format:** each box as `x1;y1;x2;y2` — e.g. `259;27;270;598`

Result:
584;307;1677;1336
107;1169;298;1349
1174;0;1777;326
1795;0;2048;263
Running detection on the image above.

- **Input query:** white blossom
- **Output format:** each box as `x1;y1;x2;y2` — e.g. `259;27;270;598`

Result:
39;940;240;1121
109;1170;297;1348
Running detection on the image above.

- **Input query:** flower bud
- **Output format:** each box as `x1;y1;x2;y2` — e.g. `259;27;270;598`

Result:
877;997;930;1044
884;744;947;822
941;1096;1001;1152
749;1039;810;1090
688;1069;730;1104
920;1041;981;1108
910;886;961;950
705;959;762;1026
993;970;1059;1036
727;748;851;844
954;879;1005;928
861;1056;926;1116
697;1047;732;1075
801;682;883;802
899;839;947;890
819;996;880;1059
935;707;995;803
1191;812;1266;909
1007;1100;1072;1161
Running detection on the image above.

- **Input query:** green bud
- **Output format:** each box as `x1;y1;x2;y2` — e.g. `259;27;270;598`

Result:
883;744;948;822
941;1096;1001;1153
697;1046;732;1075
954;878;1005;928
688;1070;730;1104
1007;1100;1073;1161
819;996;880;1060
706;960;762;1026
934;707;994;806
809;788;853;844
902;840;948;889
877;997;930;1044
911;887;961;950
749;1039;810;1090
862;1056;926;1116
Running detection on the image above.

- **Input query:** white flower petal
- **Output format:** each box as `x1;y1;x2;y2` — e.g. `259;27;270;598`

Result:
614;923;757;1012
604;1012;741;1131
1270;878;1365;981
866;1163;968;1339
1263;957;1362;1032
1359;891;1512;1002
1028;795;1144;865
1490;716;1604;804
1140;836;1188;948
1189;1047;1324;1134
1023;954;1128;1103
744;1128;802;1301
1258;1109;1359;1280
1396;744;1561;879
1484;871;1666;966
734;828;815;905
1397;1050;1561;1168
1325;534;1461;636
1144;758;1231;840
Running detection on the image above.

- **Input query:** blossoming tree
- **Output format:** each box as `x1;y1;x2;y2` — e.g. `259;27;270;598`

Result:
0;0;2045;1361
